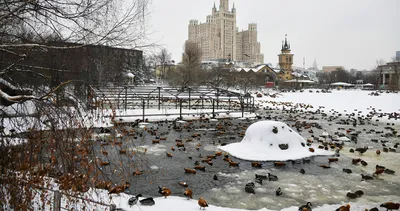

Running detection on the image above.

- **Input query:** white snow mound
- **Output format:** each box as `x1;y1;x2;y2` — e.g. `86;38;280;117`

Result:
219;120;334;161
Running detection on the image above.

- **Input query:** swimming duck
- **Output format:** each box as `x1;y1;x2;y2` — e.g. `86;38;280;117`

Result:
354;190;364;197
158;186;171;198
355;146;368;154
268;173;278;181
276;187;282;196
251;162;262;168
300;169;306;174
384;168;395;175
346;192;358;199
298;202;313;211
213;175;218;180
244;182;255;194
380;202;400;211
184;168;197;174
179;181;188;187
343;168;352;174
361;174;374;180
194;165;206;171
198;197;208;210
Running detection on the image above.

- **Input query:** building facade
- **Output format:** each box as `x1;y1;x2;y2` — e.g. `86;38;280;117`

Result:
396;51;400;61
379;61;400;90
187;0;263;66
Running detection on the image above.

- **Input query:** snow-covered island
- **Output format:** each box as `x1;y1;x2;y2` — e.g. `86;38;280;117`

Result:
219;120;335;161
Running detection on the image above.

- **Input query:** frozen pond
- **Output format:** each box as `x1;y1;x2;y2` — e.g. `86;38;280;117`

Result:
95;107;400;210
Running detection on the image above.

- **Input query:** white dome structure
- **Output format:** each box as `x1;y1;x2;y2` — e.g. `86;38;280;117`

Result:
219;121;334;161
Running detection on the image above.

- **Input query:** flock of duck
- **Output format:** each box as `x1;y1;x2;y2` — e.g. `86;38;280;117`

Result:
95;91;399;211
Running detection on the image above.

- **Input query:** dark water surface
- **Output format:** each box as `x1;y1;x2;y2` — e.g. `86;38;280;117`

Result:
94;108;400;210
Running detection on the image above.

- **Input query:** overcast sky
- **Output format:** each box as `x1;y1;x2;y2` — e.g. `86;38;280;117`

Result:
147;0;399;70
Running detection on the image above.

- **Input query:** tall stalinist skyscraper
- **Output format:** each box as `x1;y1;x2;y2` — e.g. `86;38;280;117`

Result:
187;0;264;66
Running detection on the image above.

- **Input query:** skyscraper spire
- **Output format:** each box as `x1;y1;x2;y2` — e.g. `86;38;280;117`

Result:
233;2;235;9
214;1;216;8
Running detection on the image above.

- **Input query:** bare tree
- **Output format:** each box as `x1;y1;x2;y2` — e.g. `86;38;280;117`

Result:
0;0;152;209
167;41;202;88
236;71;258;94
155;48;172;81
206;64;230;89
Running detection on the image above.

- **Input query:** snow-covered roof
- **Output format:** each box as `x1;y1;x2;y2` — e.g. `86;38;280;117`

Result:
363;83;374;86
284;79;316;83
330;82;353;86
126;73;135;78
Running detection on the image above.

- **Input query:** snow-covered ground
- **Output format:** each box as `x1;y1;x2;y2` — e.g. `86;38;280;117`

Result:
255;89;400;124
2;89;399;211
219;121;335;161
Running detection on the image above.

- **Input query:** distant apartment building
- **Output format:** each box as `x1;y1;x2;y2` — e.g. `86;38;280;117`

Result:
187;0;264;66
322;66;344;72
396;51;400;61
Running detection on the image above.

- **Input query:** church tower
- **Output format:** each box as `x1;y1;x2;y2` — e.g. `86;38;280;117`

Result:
278;34;294;80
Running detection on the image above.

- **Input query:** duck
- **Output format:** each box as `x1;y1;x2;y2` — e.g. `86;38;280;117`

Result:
346;192;358;199
228;160;239;167
355;190;364;197
300;169;306;174
198;197;208;210
374;166;385;176
133;169;143;176
355;146;368;154
268;173;278;181
366;208;379;211
139;197;155;206
194;165;206;171
361;174;374;180
319;164;331;169
360;160;368;166
244;182;255;194
328;158;339;163
166;152;173;157
276;187;282;196
274;161;286;167
213;175;218;180
343;168;353;174
352;158;361;165
184;189;193;199
184;168;197;174
179;181;188;187
251;162;262;168
128;194;142;206
108;182;130;195
335;204;350;211
380;202;400;211
384;168;395;175
158;186;172;198
298;202;313;211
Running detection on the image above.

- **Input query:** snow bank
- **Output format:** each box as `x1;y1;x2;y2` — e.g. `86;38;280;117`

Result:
219;121;334;161
257;90;400;124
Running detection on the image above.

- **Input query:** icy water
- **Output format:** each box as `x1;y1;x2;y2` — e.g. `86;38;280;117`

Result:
95;108;400;210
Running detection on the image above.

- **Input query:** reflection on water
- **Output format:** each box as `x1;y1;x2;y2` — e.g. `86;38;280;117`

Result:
96;108;399;210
